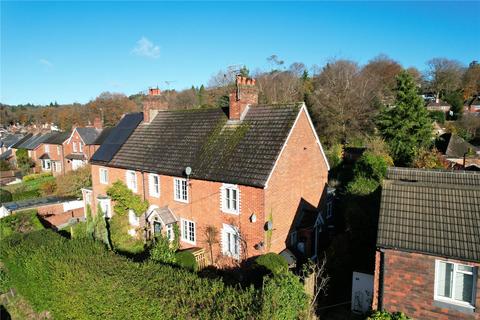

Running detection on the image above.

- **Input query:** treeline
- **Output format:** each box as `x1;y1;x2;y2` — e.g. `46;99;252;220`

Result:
1;55;479;144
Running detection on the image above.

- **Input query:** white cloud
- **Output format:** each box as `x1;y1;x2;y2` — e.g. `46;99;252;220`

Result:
39;58;53;67
132;37;160;59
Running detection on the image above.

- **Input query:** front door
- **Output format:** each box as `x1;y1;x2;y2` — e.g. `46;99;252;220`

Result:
153;221;162;237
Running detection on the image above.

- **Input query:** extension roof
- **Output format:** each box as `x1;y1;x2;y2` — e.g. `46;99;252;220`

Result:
66;154;86;161
1;196;76;211
94;104;307;187
76;128;102;145
377;167;480;262
436;133;479;159
44;131;71;145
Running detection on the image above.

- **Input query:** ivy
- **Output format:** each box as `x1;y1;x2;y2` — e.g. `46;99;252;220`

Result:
106;181;148;217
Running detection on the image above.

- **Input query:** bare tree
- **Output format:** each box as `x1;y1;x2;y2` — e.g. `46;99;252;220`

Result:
301;256;330;318
426;58;464;97
203;225;219;263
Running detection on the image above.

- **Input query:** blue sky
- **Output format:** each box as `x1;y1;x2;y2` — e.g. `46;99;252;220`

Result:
1;1;479;105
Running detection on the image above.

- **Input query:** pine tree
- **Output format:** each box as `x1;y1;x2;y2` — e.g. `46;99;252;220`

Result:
376;71;433;166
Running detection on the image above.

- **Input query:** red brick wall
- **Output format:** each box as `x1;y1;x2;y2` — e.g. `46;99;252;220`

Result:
373;249;480;319
91;164;265;262
264;107;329;253
63;130;97;173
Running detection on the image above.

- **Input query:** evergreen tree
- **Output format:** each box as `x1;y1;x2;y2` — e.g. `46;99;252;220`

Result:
198;85;206;106
239;65;249;77
376;71;433;166
94;204;111;249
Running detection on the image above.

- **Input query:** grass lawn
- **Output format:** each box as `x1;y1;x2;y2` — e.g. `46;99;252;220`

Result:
1;175;55;202
1;294;51;320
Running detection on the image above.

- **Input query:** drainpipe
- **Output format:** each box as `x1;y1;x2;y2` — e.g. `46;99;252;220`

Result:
141;170;148;242
378;249;385;311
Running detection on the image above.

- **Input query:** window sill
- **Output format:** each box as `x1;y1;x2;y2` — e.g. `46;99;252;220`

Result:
222;252;240;260
222;209;240;215
433;299;475;314
181;238;196;245
174;198;189;204
150;194;160;199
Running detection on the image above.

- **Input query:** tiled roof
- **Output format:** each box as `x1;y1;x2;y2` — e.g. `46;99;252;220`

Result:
15;132;56;150
106;104;302;187
66;153;86;161
0;149;12;160
76;128;102;145
377;167;480;262
148;206;178;225
436;133;479;159
44;131;71;145
0;134;24;148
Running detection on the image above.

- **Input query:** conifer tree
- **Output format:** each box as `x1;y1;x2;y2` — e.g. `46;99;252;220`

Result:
376;71;433;166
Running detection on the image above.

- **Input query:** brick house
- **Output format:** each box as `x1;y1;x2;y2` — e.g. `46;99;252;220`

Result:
10;132;58;173
39;131;71;176
63;119;112;172
86;75;330;264
373;167;480;319
426;98;451;113
464;96;480;114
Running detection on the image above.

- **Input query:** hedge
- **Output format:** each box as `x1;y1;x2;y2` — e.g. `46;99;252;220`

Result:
0;210;43;240
22;172;52;182
254;253;288;275
0;230;308;319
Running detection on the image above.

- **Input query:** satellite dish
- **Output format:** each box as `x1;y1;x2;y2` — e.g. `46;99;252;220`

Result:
185;166;192;176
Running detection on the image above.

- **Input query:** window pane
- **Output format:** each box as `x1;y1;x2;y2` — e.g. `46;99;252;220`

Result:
458;265;473;273
232;189;237;210
436;262;453;298
454;272;473;303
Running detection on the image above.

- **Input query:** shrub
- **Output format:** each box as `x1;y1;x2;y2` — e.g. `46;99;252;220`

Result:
413;148;448;169
109;213;143;254
0;189;13;203
22;172;52;182
150;233;178;264
367;310;410;320
0;210;43;239
325;143;343;169
106;181;148;216
12;189;41;201
55;165;91;198
347;152;388;195
347;176;380;196
40;179;57;196
0;160;11;171
69;222;89;239
254;253;288;275
175;250;198;272
261;273;309;319
429;111;446;124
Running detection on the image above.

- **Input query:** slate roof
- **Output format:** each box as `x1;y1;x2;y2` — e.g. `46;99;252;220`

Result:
10;133;33;149
0;134;24;148
0;149;12;160
1;196;76;211
102;104;302;187
148;206;178;225
435;133;479;159
76;128;102;145
44;131;71;145
14;132;56;150
377;167;480;262
93;127;113;145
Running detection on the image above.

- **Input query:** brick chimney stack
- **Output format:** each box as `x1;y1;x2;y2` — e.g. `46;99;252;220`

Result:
143;87;168;123
93;117;103;129
229;75;258;120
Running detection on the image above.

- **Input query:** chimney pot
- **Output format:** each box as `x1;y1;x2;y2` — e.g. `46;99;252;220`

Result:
229;75;258;120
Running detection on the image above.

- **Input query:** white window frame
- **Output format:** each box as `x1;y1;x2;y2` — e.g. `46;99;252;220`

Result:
42;159;51;170
174;178;188;203
166;224;174;242
99;168;108;185
73;142;78;153
222;223;240;259
57;145;61;155
98;197;112;218
181;219;196;244
128;209;140;227
79;142;83;152
149;173;160;198
126;170;138;192
44;145;50;153
221;184;240;214
434;260;477;309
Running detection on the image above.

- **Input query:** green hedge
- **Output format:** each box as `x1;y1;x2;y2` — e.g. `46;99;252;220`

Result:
254;253;288;275
0;230;308;319
0;189;13;203
0;210;43;240
367;310;410;320
22;172;52;182
174;250;198;272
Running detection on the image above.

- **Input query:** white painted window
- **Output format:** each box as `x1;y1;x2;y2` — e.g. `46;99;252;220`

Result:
181;219;195;244
222;224;240;258
434;260;476;308
128;209;140;227
174;178;188;202
99;168;108;185
221;184;239;214
45;145;50;153
166;224;174;242
98;197;112;218
42;159;51;170
57;145;60;155
149;174;160;198
73;142;78;152
28;150;32;157
79;142;83;152
126;170;138;192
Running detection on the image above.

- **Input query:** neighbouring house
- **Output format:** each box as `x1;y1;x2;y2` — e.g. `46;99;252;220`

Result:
426;98;451;113
10;132;57;173
63;118;112;172
0;133;25;154
436;133;480;169
0;196;83;219
40;131;71;176
372;167;480;320
465;96;480;114
87;75;330;265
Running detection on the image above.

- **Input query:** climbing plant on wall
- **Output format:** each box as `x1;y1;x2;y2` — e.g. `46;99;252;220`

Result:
106;181;149;216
